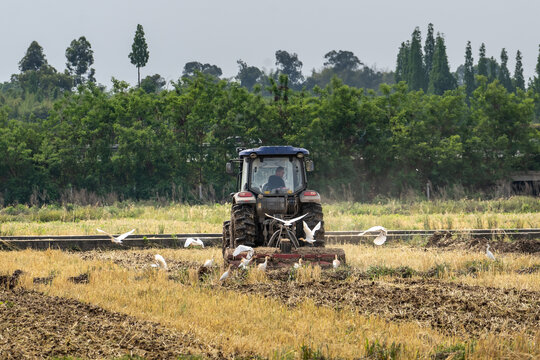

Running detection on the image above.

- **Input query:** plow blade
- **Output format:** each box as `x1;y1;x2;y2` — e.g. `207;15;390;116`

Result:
224;247;345;269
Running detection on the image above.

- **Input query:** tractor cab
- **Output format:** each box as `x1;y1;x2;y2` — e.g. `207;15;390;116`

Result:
233;146;313;196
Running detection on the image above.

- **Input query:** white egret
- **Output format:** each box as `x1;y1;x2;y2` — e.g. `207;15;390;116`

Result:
154;254;168;270
293;258;303;269
486;244;496;260
233;244;254;258
258;256;269;271
303;221;321;245
265;213;308;227
333;254;341;269
220;264;232;281
184;237;204;248
203;259;214;268
358;226;387;246
97;228;135;244
239;256;256;269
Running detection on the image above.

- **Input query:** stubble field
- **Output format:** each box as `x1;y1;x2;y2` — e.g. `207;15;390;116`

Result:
1;198;539;359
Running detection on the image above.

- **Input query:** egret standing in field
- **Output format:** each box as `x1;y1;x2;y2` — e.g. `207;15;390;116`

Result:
486;244;496;261
358;226;387;245
303;221;321;245
184;237;204;248
258;256;269;272
333;254;341;269
203;258;214;268
220;264;232;282
293;258;303;269
97;228;135;244
238;255;256;269
152;254;168;270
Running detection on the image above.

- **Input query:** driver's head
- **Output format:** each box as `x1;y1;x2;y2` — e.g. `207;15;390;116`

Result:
275;166;285;178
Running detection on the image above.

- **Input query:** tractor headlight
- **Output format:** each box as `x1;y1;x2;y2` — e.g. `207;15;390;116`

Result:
250;152;257;159
297;152;304;158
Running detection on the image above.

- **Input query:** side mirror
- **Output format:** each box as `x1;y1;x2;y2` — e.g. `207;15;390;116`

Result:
226;161;234;175
305;160;314;172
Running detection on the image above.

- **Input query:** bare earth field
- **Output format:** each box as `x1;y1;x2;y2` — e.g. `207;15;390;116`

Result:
1;229;539;358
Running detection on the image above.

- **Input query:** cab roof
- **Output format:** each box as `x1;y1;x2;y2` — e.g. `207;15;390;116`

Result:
239;146;309;157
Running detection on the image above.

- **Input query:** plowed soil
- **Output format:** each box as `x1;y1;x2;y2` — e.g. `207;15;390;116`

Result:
222;277;540;337
0;288;225;360
426;232;540;254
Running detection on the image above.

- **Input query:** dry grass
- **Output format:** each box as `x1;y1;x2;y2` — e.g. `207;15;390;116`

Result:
1;247;539;359
340;244;540;291
1;200;538;236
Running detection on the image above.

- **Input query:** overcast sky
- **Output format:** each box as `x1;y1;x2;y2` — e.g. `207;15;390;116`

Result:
1;0;539;88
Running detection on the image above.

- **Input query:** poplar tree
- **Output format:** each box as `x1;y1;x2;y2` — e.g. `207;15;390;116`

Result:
498;48;513;92
65;36;95;85
477;43;488;77
129;24;149;86
395;41;410;83
513;50;525;91
408;27;425;91
424;23;435;77
464;41;475;97
428;33;456;95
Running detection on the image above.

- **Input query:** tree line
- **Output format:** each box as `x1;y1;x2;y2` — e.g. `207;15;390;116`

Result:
0;24;539;205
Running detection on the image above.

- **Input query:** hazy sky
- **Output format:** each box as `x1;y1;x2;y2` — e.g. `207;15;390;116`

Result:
1;0;539;88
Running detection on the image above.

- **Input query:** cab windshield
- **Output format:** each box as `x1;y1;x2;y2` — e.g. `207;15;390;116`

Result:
244;156;305;195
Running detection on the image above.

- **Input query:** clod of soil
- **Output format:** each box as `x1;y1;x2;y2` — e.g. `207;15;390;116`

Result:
68;273;89;284
33;275;54;285
0;288;226;359
0;270;23;290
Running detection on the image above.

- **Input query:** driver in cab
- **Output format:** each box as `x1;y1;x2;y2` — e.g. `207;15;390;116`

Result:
266;166;285;191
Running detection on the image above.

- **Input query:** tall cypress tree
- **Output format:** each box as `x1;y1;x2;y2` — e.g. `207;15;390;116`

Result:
395;41;410;83
424;23;435;78
488;56;499;83
498;48;513;92
513;50;525;91
477;43;488;77
408;27;426;91
464;41;475;97
531;44;540;93
428;33;456;95
129;24;150;86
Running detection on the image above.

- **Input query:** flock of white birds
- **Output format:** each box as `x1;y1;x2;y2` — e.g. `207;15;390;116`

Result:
96;217;497;282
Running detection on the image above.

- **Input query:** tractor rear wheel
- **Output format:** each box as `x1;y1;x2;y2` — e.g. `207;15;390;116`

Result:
231;204;257;247
298;202;325;247
222;220;231;256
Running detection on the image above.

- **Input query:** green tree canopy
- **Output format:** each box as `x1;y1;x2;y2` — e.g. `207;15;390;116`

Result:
65;36;95;86
235;60;262;90
275;50;304;89
19;41;47;72
323;50;362;72
128;24;149;86
182;62;222;78
140;74;166;93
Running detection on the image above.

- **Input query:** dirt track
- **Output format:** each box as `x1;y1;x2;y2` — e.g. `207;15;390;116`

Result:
0;288;225;360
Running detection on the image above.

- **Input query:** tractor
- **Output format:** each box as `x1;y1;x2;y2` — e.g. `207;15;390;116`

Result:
222;146;345;268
